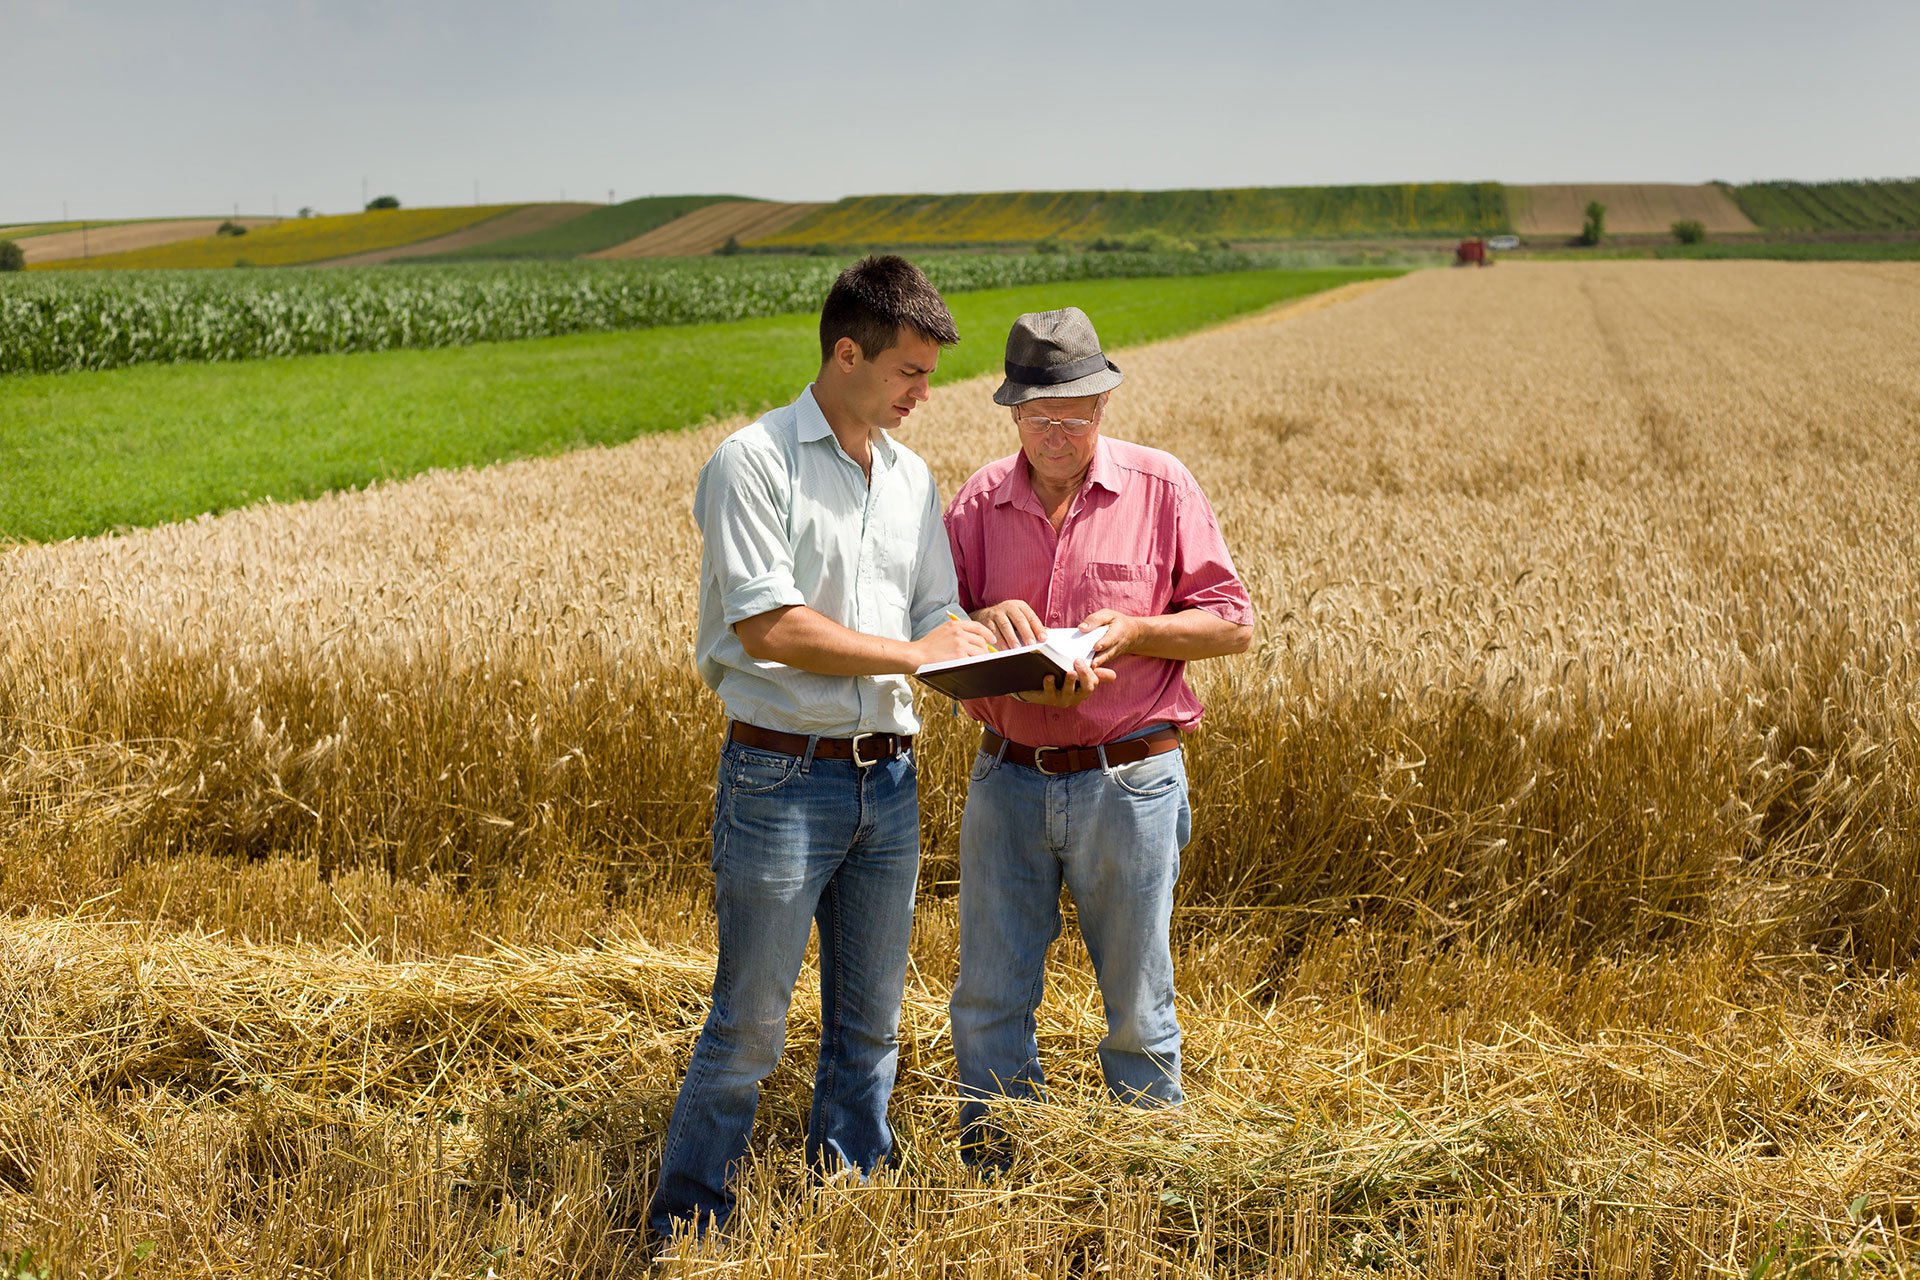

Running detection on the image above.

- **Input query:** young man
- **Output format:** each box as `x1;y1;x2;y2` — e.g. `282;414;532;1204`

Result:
943;307;1254;1165
650;256;993;1238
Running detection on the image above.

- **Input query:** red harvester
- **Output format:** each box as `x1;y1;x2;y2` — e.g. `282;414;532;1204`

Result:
1455;238;1493;267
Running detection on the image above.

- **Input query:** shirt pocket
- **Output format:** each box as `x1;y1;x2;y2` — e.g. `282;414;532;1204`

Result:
1080;561;1160;617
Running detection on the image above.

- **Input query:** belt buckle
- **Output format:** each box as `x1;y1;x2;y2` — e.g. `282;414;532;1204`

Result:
1032;746;1068;775
849;731;885;768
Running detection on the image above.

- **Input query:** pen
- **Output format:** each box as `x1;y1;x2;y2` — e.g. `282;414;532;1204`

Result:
949;609;997;652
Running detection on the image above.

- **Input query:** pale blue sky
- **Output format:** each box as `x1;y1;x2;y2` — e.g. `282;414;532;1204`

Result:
6;0;1916;223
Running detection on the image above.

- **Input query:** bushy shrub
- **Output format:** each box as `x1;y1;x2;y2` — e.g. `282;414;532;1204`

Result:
1577;201;1606;246
0;240;23;272
1090;229;1200;253
1671;219;1707;245
365;195;401;211
713;235;742;256
1033;236;1066;255
297;207;315;219
216;220;248;237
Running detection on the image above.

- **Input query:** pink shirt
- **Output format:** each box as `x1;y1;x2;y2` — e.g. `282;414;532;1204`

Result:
944;437;1254;748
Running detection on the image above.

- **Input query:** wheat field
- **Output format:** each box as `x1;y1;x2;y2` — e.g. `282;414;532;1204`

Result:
1;262;1917;1277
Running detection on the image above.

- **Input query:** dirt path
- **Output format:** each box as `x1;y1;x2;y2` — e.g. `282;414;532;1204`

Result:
318;203;597;267
1510;184;1755;236
19;218;281;264
588;201;824;258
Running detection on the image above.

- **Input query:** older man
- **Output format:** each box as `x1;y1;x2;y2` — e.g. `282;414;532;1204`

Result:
943;307;1254;1164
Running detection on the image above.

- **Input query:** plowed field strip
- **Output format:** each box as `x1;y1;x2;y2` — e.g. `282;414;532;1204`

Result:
21;218;281;264
1511;184;1756;235
317;204;599;267
588;201;825;258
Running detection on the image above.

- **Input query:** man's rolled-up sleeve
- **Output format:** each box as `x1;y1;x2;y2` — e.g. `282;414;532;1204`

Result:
1169;482;1255;627
695;441;807;626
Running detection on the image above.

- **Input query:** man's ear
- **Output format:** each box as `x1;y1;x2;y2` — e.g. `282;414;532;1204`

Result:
832;335;863;373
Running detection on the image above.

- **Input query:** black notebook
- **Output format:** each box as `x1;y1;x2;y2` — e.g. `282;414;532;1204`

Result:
913;627;1107;701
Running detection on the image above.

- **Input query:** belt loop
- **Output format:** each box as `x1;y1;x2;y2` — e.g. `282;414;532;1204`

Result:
1096;742;1111;773
993;734;1011;766
801;734;819;772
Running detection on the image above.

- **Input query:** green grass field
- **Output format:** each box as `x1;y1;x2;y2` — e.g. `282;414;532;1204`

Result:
1656;238;1920;260
748;185;1510;249
1731;180;1920;231
1529;239;1920;262
420;195;753;260
0;268;1392;542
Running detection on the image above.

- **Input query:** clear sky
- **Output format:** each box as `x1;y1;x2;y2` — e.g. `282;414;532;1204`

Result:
6;0;1916;223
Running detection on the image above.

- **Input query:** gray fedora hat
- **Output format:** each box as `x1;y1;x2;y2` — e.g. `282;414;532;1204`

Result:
991;307;1124;406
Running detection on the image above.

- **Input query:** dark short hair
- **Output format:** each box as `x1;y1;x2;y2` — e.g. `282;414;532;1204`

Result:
819;254;959;364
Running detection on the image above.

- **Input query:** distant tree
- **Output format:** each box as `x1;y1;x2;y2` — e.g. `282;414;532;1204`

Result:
215;220;248;237
0;240;23;272
1033;236;1066;255
1671;219;1707;245
1578;201;1606;246
297;206;315;219
365;195;401;211
713;235;743;256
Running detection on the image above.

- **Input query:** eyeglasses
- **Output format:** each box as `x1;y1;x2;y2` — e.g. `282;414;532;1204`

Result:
1014;413;1098;437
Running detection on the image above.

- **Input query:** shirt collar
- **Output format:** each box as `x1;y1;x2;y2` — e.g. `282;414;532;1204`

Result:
795;384;834;443
796;383;894;470
993;439;1118;511
1083;439;1121;494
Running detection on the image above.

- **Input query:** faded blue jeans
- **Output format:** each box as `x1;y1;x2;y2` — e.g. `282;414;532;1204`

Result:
949;735;1192;1162
648;738;920;1239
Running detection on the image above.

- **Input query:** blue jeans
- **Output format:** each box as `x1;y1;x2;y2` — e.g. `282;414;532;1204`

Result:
949;738;1192;1160
648;739;921;1238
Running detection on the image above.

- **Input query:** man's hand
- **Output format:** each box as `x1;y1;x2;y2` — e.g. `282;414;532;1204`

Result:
1013;659;1116;707
913;616;996;666
972;599;1046;649
1080;609;1147;667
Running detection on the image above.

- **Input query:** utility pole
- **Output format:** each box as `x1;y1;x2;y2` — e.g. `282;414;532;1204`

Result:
474;179;479;206
362;176;368;210
608;188;614;205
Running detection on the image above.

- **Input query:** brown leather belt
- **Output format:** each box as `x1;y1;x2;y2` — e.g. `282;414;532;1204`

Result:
982;727;1180;776
728;721;911;767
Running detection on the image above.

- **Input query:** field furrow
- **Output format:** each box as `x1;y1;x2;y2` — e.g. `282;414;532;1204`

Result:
1510;184;1758;236
588;201;826;258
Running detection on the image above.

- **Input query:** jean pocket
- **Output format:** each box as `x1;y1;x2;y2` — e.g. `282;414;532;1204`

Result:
1104;750;1184;799
728;746;802;796
967;749;997;783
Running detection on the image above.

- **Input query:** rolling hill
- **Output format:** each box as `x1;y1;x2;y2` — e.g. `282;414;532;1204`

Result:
32;206;523;271
587;201;823;258
418;195;756;260
1507;184;1756;236
741;183;1512;249
1731;180;1920;231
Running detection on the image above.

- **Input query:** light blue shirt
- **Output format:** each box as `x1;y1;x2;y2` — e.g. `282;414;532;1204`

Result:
692;385;962;737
